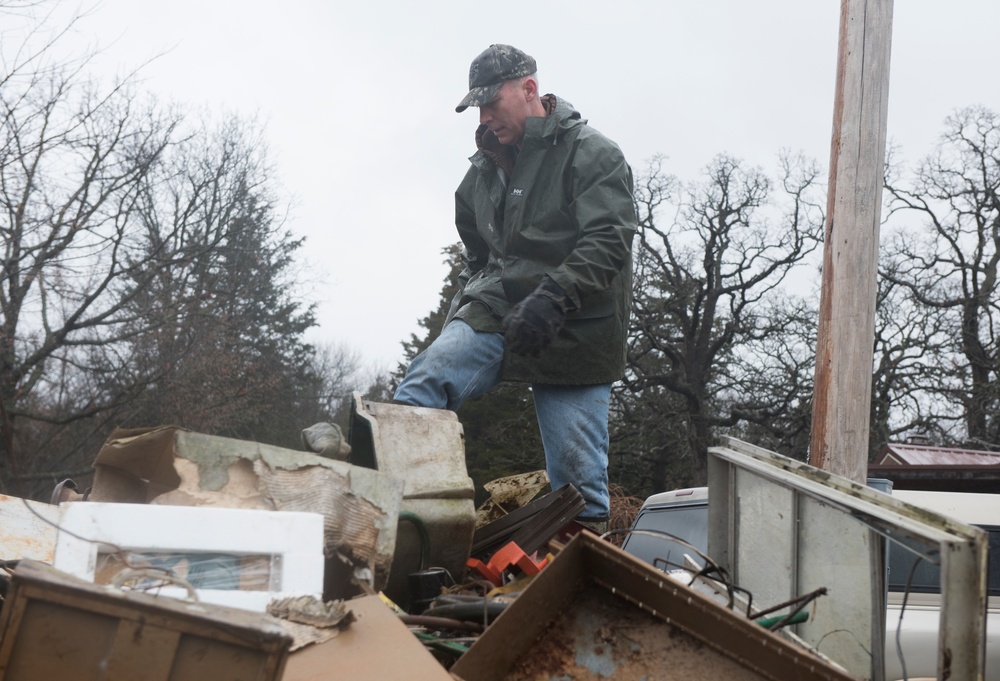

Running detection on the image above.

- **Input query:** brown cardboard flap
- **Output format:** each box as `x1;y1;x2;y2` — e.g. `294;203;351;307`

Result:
281;595;454;681
90;426;183;503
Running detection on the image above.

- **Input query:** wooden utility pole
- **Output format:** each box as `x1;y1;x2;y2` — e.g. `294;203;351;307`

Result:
809;0;894;483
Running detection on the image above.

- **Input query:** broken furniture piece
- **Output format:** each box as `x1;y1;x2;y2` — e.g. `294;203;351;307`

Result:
0;559;292;681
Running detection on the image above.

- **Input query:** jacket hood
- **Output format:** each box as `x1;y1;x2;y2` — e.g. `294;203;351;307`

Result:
539;94;583;130
473;94;583;175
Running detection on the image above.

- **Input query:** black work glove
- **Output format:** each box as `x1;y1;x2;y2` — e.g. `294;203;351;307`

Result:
503;277;571;357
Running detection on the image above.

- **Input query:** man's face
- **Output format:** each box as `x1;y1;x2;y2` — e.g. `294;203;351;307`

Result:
479;79;532;147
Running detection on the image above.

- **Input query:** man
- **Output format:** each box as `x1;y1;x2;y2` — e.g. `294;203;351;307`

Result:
394;44;636;531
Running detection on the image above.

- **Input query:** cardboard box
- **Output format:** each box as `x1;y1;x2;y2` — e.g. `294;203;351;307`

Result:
0;560;292;681
89;426;404;594
280;595;454;681
450;532;857;681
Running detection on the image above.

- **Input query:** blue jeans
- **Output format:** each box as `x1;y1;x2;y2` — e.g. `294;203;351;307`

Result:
394;320;611;519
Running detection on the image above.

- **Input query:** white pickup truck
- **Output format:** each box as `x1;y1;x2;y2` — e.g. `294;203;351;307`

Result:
621;486;1000;680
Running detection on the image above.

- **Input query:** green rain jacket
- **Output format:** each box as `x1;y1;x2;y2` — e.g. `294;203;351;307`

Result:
448;95;636;385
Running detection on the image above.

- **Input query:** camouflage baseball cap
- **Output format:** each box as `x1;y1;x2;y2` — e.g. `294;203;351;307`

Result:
455;44;537;113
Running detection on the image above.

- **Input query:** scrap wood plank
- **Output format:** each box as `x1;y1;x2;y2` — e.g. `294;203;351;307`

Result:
471;484;584;559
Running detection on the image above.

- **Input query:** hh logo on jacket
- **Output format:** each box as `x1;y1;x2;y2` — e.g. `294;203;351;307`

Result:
511;188;524;196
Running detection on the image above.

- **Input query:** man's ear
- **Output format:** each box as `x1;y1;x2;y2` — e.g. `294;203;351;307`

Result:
522;77;539;102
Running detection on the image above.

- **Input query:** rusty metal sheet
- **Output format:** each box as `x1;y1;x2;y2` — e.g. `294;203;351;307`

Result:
503;586;768;680
452;532;857;681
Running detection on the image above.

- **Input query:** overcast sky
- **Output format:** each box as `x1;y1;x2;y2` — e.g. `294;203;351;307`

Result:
34;0;1000;370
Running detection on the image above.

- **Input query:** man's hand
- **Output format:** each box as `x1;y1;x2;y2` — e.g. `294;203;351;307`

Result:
503;277;571;356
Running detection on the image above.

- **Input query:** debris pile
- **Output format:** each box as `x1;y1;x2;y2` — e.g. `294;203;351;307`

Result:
0;396;861;680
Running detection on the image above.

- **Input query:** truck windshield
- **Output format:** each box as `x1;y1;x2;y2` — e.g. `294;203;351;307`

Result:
622;503;709;571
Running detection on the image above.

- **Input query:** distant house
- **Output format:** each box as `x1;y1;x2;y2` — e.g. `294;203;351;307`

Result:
869;442;1000;493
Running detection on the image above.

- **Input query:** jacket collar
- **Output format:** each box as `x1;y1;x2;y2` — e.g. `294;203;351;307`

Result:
472;94;582;175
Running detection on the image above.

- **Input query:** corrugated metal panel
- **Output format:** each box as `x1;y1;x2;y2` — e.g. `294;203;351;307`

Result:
876;443;1000;466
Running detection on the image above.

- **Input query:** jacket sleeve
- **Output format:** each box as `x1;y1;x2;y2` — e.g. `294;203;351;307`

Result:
446;168;487;322
455;168;488;276
548;137;636;310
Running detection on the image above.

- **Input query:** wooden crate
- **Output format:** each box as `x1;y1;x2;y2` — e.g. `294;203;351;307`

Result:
0;560;291;681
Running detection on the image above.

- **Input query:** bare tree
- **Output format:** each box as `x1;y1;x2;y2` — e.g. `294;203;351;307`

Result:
620;153;824;488
0;8;323;493
714;292;817;457
306;341;397;429
309;341;366;420
0;41;184;490
881;106;1000;448
90;115;325;454
868;266;955;457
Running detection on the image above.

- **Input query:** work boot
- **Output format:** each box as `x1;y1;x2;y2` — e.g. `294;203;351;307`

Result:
576;516;609;535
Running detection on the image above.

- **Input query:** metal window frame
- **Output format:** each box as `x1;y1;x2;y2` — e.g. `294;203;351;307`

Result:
707;437;987;681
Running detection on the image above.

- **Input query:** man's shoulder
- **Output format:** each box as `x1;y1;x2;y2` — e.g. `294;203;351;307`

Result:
562;122;628;173
548;112;624;158
573;122;624;151
549;98;622;140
